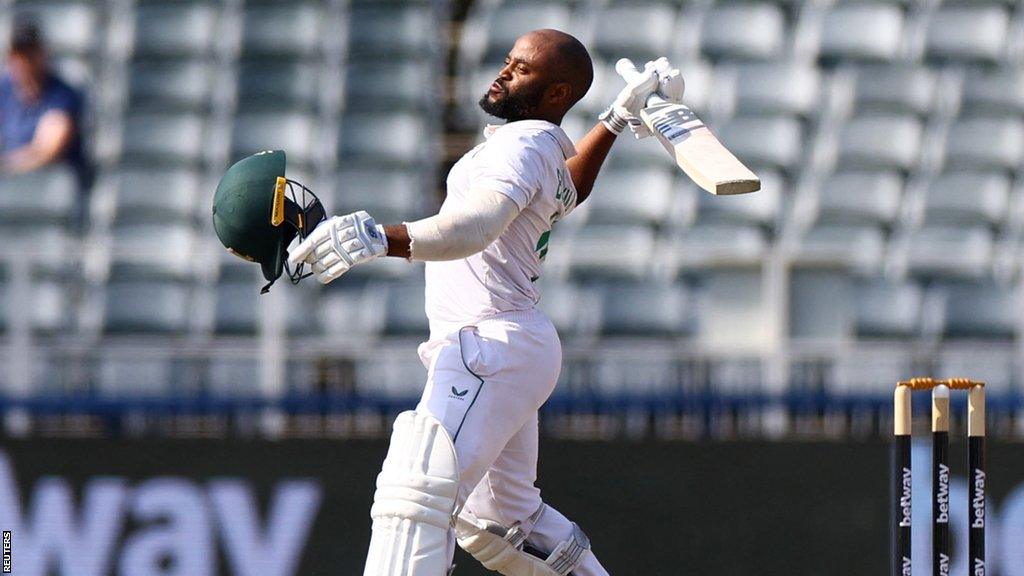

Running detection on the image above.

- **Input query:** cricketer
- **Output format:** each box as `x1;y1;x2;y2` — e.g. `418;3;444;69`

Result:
286;29;681;575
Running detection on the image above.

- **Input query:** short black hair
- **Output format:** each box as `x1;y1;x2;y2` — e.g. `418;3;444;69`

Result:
10;20;44;54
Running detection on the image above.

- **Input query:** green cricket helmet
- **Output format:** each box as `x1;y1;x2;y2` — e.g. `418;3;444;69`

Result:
212;150;326;293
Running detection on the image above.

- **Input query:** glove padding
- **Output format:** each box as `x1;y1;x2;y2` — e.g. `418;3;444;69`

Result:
598;59;659;135
655;58;685;102
622;57;686;140
287;210;388;284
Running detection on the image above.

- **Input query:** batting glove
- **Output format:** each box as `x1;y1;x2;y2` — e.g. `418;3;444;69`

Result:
287;210;388;285
598;59;660;135
624;57;686;140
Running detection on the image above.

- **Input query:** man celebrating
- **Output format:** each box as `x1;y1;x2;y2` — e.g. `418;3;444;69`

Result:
290;29;678;575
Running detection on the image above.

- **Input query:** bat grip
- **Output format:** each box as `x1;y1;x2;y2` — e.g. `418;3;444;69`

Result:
616;59;668;108
644;93;666;107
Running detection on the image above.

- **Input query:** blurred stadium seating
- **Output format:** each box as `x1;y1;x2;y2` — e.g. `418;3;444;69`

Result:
1;0;1023;440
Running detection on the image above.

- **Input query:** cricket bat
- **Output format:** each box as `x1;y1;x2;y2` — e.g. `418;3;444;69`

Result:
616;59;760;196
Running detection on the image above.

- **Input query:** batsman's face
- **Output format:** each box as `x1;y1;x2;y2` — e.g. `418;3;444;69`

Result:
479;35;553;121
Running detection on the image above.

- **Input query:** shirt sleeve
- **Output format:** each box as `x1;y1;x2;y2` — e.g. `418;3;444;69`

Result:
468;131;548;210
43;82;83;120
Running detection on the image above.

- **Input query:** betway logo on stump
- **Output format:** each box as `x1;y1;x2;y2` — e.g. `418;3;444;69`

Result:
0;451;322;576
935;463;950;523
899;467;913;527
972;468;986;529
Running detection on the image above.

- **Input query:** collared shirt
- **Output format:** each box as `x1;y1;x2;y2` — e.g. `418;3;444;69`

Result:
424;119;579;337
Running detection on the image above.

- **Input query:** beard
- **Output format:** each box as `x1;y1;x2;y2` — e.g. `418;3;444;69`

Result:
478;83;546;122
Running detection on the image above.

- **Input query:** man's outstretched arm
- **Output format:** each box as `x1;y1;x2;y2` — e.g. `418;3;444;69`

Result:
288;190;520;284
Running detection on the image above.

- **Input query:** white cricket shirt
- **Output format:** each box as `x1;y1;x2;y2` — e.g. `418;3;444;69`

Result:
424;119;578;338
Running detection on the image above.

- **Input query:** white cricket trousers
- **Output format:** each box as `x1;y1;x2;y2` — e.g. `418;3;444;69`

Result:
415;309;609;576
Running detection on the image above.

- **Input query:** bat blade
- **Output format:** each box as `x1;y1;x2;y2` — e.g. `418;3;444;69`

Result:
639;101;760;195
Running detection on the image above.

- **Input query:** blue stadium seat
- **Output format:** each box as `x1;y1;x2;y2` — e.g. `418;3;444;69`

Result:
242;2;324;57
103;281;191;334
0;166;78;225
232;112;319;168
922;171;1010;227
109;223;197;280
854;65;935;116
330;167;432;224
830;348;916;396
926;5;1010;64
566;225;657;281
109;168;202;225
734;63;820;117
0;225;73;274
818;3;904;63
214;280;260;335
670;224;768;271
382;281;428;336
346;61;437;110
584;167;675;226
129;60;216;111
477;3;574;64
854;279;923;338
905;226;993;279
594;354;678;396
941;117;1024;172
121;112;207;165
599;283;691;337
536;279;601;340
838;114;922;172
718;116;803;174
354;353;427;399
349;5;438;58
695;169;782;227
692;270;768;348
593;3;680;62
935;349;1014;395
940;282;1019;341
319;283;384;339
97;355;176;396
0;275;68;334
811;171;903;226
789;271;854;339
338;112;433;166
702;3;786;62
207;359;259;397
133;2;219;58
215;276;319;336
962;69;1024;116
238;61;321;110
793;225;886;271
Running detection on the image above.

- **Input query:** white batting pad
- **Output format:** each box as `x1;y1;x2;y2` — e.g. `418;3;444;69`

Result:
363;411;460;576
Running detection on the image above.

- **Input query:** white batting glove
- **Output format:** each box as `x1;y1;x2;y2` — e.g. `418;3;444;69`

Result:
598;58;659;135
287;210;388;284
626;57;686;140
654;57;685;102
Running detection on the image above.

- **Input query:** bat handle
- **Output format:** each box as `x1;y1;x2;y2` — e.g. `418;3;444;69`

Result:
614;58;641;82
645;93;666;107
615;59;667;108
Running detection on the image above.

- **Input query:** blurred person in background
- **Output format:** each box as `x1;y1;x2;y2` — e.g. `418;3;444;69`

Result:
0;20;91;228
